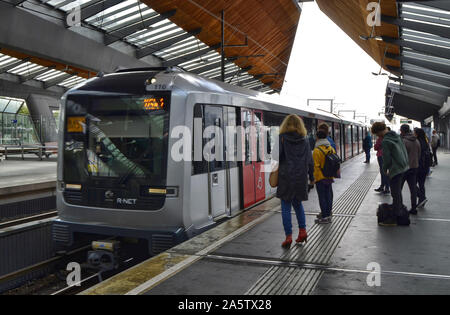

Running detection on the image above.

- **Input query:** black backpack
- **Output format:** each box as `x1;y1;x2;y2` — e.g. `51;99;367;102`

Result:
317;146;341;178
377;203;410;226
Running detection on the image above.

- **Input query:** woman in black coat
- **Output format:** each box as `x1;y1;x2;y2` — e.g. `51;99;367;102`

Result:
414;128;431;208
276;115;314;248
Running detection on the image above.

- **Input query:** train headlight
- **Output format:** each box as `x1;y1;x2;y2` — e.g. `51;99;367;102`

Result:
66;184;82;190
146;77;157;85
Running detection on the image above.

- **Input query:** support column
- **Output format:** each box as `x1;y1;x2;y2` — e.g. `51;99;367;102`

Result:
25;94;59;143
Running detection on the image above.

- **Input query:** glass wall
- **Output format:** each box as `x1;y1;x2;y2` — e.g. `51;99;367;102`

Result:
0;97;40;145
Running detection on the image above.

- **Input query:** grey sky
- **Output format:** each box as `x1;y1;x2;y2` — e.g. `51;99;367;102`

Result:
281;2;389;121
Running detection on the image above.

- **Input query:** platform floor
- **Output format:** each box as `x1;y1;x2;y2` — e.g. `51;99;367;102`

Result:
0;157;56;189
83;151;450;295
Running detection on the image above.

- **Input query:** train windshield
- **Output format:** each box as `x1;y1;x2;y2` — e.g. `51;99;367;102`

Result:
63;93;170;186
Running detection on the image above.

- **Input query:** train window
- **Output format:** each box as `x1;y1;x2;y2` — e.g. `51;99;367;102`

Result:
224;106;238;169
192;104;237;175
254;112;263;163
345;125;352;159
263;111;286;161
303;117;316;150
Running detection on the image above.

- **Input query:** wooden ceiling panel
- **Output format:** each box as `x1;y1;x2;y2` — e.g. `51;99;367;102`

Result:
142;0;302;90
316;0;401;72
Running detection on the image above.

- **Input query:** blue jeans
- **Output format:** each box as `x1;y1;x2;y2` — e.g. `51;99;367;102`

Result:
316;181;333;218
281;198;306;236
365;149;371;162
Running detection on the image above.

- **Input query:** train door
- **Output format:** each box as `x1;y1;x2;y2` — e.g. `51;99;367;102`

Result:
241;108;265;208
333;123;341;159
203;105;227;218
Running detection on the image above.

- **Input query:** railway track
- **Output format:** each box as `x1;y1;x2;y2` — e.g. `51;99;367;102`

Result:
0;210;58;229
0;245;91;286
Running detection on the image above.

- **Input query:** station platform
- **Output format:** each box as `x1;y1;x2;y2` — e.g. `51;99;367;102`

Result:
0;158;56;193
82;151;450;295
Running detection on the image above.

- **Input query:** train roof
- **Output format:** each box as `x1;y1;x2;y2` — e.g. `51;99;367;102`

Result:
69;67;366;127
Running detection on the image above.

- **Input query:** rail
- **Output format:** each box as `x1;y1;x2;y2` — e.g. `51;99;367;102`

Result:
0;211;57;229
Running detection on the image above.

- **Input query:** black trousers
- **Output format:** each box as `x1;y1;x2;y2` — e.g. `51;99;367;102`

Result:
432;147;438;165
377;156;390;190
417;170;427;203
390;173;404;215
401;168;418;211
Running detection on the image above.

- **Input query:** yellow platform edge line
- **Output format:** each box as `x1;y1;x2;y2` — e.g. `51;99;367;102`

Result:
82;204;279;295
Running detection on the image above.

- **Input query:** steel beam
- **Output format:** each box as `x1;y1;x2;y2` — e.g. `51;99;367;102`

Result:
400;78;449;97
0;58;31;74
386;53;450;75
411;1;450;11
190;61;229;75
19;66;56;82
211;66;253;81
10;0;27;5
395;89;444;108
104;10;175;45
164;44;220;67
0;3;156;73
400;84;447;103
44;73;75;89
387;65;450;87
79;0;124;21
382;36;450;60
403;69;450;87
381;15;450;39
137;28;201;59
235;77;260;86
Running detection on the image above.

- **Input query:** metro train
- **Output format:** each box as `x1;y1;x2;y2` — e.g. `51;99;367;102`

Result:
52;67;369;257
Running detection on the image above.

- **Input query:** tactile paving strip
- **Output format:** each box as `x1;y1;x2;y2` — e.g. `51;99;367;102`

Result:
246;267;323;295
246;170;379;295
281;216;353;264
332;171;378;215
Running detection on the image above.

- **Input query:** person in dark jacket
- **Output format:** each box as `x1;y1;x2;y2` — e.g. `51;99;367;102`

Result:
276;114;314;248
371;122;409;226
431;130;440;166
400;124;421;215
374;134;390;194
363;133;373;163
414;128;431;209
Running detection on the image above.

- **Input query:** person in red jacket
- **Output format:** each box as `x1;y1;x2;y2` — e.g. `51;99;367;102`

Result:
374;129;390;194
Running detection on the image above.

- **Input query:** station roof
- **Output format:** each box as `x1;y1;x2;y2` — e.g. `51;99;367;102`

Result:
316;0;450;122
0;0;302;94
0;96;26;114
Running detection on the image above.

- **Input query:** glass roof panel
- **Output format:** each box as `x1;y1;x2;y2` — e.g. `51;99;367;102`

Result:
0;98;10;112
61;0;97;12
34;0;265;91
4;99;24;114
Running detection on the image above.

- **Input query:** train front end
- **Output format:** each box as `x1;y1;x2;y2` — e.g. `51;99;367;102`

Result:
53;70;187;257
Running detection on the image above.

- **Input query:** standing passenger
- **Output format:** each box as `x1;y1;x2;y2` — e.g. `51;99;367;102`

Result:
415;128;431;209
318;122;337;152
400;124;421;215
374;133;390;194
313;130;336;224
371;122;409;225
363;132;373;163
431;130;440;166
276;115;314;248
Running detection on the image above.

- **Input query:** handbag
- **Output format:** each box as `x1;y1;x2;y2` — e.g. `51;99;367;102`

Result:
269;168;278;188
269;137;284;188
